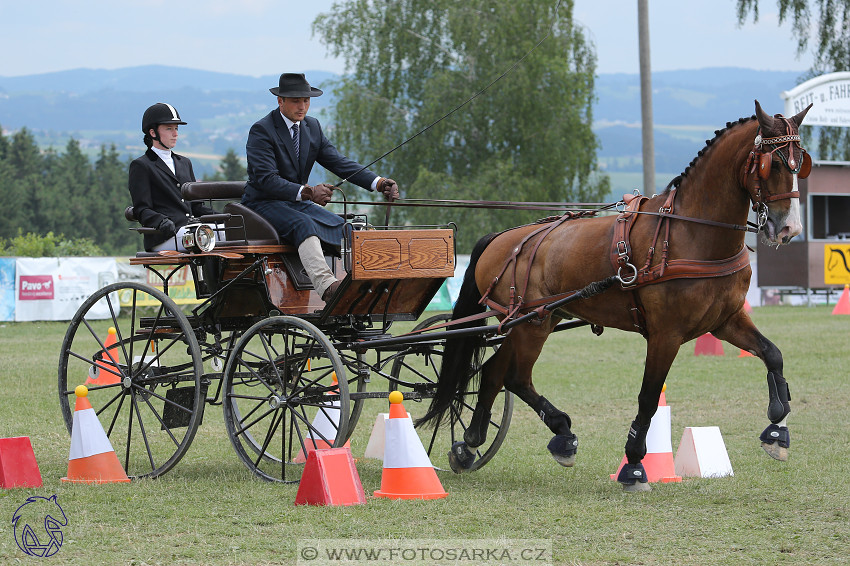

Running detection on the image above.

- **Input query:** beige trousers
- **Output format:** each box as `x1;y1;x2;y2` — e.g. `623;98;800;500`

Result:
297;236;337;297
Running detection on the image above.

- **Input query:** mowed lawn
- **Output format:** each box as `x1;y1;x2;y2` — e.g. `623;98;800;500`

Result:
0;305;848;565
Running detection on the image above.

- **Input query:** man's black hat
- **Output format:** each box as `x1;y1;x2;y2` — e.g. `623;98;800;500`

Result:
270;73;323;97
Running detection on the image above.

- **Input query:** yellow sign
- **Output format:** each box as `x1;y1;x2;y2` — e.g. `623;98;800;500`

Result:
118;265;202;306
824;244;850;284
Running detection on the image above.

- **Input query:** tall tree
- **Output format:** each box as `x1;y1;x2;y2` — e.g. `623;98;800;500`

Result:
205;148;247;181
94;144;136;254
314;0;609;251
737;0;850;158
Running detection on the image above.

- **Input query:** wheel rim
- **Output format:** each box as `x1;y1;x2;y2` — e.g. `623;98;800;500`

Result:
58;282;203;479
390;313;513;471
223;316;349;483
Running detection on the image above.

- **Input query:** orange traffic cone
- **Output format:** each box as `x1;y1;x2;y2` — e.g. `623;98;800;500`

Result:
62;385;130;484
694;333;724;356
738;348;755;358
85;327;121;386
374;392;448;500
612;384;682;485
832;285;850;315
743;300;753;313
295;373;350;463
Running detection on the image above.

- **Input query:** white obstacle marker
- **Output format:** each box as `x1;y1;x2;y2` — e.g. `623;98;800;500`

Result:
674;426;734;478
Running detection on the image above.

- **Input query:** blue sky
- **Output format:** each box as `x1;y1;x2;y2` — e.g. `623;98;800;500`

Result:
0;0;811;78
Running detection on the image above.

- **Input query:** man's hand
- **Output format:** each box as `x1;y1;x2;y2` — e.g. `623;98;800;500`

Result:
302;183;334;206
157;217;177;237
377;177;400;202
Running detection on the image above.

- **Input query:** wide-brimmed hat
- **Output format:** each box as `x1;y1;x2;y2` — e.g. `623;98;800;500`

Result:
269;73;323;97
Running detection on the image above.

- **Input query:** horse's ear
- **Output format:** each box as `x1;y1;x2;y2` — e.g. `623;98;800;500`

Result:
755;100;774;130
791;103;813;128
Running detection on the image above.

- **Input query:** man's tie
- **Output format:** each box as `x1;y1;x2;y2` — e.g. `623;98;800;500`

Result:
291;123;300;161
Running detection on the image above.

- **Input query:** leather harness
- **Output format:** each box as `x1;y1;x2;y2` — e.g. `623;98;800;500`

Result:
473;119;808;336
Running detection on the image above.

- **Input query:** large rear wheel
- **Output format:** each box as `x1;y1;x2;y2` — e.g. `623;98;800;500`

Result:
58;282;204;479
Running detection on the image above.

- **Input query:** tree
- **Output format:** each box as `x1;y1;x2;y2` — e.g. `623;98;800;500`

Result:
205;148;247;181
736;0;850;159
314;0;609;251
94;144;137;254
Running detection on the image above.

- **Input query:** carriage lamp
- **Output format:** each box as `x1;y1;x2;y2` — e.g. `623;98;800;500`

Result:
181;223;216;253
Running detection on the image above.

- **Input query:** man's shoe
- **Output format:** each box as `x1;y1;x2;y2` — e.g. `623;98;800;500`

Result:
321;280;341;302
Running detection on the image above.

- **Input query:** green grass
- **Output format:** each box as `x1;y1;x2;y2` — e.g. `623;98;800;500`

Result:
1;307;848;565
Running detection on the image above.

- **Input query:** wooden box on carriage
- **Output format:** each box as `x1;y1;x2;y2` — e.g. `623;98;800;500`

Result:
349;228;455;280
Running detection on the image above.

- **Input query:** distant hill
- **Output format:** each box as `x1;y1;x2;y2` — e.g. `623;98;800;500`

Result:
0;65;810;182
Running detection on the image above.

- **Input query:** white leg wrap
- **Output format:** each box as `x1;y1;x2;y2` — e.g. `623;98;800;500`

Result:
297;236;337;297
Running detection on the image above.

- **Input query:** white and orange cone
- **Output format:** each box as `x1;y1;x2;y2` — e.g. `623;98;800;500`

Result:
611;384;682;484
85;327;121;386
62;385;130;484
294;373;350;463
373;391;447;500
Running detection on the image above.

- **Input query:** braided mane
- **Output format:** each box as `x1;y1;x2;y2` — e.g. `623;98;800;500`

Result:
663;115;755;193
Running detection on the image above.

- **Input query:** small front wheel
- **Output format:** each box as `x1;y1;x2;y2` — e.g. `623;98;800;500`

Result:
222;316;349;483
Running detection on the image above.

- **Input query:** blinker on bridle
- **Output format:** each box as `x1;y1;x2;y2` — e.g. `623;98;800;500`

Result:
753;131;812;181
744;118;811;229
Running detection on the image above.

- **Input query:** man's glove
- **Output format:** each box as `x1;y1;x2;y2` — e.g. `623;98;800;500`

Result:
302;183;334;206
157;217;177;237
376;177;400;202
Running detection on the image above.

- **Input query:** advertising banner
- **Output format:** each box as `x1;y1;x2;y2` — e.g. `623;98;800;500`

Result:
425;255;469;311
0;258;15;321
14;258;118;321
782;72;850;127
115;262;202;307
824;243;850;285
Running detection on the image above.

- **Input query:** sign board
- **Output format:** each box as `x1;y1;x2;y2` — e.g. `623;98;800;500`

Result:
14;258;117;321
782;72;850;127
824;243;850;284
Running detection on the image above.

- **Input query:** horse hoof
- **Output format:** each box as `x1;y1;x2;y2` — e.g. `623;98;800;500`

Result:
759;424;790;461
761;442;788;462
547;434;578;467
448;441;476;473
616;462;650;492
623;481;652;493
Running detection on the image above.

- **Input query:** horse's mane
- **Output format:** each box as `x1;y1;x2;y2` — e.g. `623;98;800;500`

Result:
663;115;756;193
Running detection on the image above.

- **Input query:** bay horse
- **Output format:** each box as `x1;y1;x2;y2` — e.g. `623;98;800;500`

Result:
418;100;812;491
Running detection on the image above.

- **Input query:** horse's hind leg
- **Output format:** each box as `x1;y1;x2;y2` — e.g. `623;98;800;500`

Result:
713;309;791;461
498;332;579;467
448;353;503;473
450;329;579;472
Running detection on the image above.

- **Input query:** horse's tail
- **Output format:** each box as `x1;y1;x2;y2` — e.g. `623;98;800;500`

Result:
416;231;498;429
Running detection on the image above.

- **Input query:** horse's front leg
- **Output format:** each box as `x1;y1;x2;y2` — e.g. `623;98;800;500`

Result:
617;334;681;492
713;309;791;461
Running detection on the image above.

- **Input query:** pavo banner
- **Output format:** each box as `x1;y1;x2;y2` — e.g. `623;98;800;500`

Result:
14;258;117;321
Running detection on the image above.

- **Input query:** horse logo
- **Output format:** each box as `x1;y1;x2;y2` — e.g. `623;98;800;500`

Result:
12;494;68;557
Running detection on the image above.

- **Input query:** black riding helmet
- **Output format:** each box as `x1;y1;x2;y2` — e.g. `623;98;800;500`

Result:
142;103;187;148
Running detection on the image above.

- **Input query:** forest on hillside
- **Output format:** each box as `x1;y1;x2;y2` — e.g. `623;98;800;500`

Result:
0;126;246;255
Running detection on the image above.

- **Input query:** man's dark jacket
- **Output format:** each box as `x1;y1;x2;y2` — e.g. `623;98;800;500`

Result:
242;110;377;247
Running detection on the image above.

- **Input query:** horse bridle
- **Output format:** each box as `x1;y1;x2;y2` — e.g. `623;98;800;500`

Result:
742;117;812;228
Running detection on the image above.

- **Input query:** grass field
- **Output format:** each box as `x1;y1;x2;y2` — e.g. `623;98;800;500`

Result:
0;306;848;565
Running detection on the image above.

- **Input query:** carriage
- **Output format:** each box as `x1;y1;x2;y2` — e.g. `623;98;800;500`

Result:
57;180;520;482
59;100;808;490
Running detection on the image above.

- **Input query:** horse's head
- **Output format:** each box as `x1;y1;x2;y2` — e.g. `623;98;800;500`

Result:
745;100;812;246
